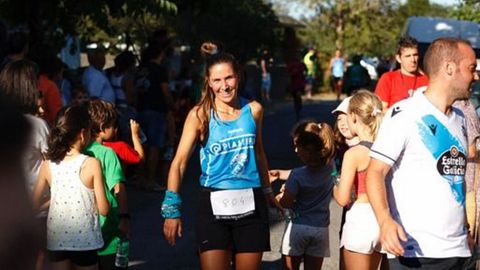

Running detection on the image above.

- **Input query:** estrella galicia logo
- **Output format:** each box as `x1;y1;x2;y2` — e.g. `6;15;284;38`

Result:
437;146;466;177
418;114;466;206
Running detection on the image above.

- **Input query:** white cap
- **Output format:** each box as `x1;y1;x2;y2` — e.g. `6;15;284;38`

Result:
331;97;352;115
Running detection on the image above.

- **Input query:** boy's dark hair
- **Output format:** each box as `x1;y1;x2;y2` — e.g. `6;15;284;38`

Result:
47;105;91;163
87;99;118;138
396;36;419;55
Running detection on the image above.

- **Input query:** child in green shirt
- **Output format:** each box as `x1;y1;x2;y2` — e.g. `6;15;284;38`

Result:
84;99;129;269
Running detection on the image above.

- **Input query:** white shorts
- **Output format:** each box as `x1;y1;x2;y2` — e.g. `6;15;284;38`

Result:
340;202;383;254
280;222;330;257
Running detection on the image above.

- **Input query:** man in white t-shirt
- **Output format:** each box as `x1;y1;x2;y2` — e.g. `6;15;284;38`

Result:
367;38;479;269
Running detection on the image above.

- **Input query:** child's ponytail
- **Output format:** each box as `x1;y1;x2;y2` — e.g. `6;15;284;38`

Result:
292;120;336;166
317;123;335;165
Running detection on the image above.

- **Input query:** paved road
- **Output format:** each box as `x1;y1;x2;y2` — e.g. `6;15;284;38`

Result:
127;98;343;270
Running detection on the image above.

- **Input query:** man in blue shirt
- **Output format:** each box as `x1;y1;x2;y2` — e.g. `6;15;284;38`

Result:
82;48;115;103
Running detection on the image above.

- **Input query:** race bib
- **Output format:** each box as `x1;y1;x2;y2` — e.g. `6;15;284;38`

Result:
210;188;255;220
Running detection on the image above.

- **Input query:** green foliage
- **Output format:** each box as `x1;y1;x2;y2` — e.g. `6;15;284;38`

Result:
0;0;177;52
0;0;278;62
171;0;278;62
277;0;452;61
450;0;480;22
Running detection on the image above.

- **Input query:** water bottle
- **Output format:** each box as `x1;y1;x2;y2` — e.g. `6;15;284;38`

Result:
115;238;129;268
284;209;297;221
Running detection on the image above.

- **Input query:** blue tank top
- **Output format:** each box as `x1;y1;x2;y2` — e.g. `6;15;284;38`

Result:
332;58;344;78
199;99;261;189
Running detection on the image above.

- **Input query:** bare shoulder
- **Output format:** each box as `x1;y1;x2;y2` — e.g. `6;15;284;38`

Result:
248;100;264;118
83;157;101;171
185;105;204;128
186;106;202;120
344;146;361;162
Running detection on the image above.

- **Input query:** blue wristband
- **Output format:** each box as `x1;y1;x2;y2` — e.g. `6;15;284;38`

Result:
161;190;182;219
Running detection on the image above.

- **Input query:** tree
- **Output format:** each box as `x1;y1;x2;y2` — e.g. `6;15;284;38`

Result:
450;0;480;22
296;0;402;58
171;0;278;62
278;0;450;60
0;0;177;53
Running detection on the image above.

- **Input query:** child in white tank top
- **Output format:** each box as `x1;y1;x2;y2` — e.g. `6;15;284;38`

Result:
33;105;110;270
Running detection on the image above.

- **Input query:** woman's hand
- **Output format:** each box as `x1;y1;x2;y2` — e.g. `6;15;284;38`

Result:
163;218;183;246
268;170;280;182
265;192;283;212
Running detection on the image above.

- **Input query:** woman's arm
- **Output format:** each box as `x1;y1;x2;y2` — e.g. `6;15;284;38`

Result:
250;101;283;211
164;107;201;246
276;189;296;208
250;101;271;192
167;108;201;192
333;148;358;207
268;169;292;182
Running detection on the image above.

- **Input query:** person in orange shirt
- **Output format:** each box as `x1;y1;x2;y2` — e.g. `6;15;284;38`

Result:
37;55;63;125
374;36;429;111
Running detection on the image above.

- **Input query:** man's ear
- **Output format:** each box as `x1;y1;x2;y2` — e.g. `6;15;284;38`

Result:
395;54;402;64
445;61;455;77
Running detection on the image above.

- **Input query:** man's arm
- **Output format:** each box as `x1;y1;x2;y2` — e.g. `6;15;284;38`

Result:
366;158;407;256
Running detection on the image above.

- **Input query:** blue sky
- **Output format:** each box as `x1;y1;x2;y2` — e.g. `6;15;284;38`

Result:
431;0;458;5
288;0;461;20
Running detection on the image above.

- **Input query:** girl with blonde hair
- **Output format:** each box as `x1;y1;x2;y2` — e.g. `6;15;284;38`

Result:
334;90;385;270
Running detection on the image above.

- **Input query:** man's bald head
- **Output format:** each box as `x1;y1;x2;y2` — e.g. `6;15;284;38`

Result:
423;38;472;79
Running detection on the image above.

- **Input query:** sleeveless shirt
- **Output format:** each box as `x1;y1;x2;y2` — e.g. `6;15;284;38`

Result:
199;99;261;189
47;154;104;251
354;141;373;195
332;58;345;78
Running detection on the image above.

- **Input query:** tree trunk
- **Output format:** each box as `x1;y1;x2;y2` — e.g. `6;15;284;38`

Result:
335;0;345;50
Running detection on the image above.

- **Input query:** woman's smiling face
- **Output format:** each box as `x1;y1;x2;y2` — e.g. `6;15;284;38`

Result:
207;62;238;104
336;113;354;139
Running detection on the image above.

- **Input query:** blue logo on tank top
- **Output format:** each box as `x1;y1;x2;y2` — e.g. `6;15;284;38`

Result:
417;114;466;206
230;153;248;175
209;134;256;155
